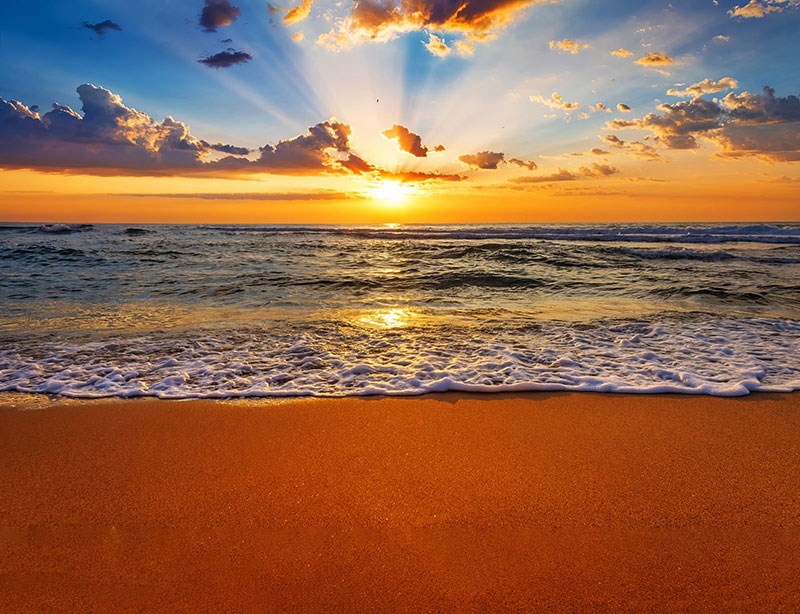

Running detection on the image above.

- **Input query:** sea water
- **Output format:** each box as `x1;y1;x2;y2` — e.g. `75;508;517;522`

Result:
1;223;799;397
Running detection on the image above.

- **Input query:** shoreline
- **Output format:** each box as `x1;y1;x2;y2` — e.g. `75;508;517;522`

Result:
2;392;800;611
2;387;798;407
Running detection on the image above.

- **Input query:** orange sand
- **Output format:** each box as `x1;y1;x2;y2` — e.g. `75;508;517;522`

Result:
1;392;800;612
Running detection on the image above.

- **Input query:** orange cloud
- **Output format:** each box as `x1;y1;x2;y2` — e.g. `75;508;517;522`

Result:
317;0;554;53
634;51;676;67
667;77;738;99
549;38;589;54
530;92;580;110
284;0;313;25
610;48;634;57
424;33;451;57
382;124;444;157
510;163;619;184
728;0;798;18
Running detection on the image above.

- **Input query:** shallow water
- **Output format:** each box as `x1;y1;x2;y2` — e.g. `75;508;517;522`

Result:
1;223;799;397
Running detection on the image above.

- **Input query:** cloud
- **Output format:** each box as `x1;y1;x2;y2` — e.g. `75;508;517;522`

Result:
508;158;538;170
608;85;800;161
634;51;677;68
316;0;554;53
424;33;451;57
81;20;122;36
382;124;443;157
713;34;731;42
0;84;248;174
459;151;536;170
200;0;240;32
198;49;252;68
592;103;612;113
123;191;355;200
454;39;475;56
284;0;314;24
617;103;631;112
600;134;660;159
729;0;799;18
610;48;634;57
667;77;738;99
530;92;580;110
459;151;505;169
210;143;250;155
0;84;466;180
549;38;589;54
510;163;619;183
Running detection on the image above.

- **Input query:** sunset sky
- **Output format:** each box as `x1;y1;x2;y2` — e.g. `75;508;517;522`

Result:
1;0;799;223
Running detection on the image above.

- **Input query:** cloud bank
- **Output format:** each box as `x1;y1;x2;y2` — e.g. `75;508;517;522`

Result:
609;85;800;160
0;84;465;180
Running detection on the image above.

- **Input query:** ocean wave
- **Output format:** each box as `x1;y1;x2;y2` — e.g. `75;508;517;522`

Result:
2;316;798;399
196;224;800;244
38;224;94;234
0;244;107;264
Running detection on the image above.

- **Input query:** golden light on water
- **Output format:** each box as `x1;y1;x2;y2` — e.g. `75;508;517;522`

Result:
367;180;417;206
357;307;417;328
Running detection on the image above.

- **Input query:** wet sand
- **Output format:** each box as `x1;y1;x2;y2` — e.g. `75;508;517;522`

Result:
1;392;800;612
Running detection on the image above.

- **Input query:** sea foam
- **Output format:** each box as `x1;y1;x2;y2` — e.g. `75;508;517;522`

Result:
1;316;798;399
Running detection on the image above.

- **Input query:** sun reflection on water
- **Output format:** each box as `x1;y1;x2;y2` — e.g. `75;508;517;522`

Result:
356;307;417;329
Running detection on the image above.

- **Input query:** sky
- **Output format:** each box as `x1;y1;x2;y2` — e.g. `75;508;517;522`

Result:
1;0;799;223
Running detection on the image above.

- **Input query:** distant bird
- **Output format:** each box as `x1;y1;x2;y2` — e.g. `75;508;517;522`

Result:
376;99;379;103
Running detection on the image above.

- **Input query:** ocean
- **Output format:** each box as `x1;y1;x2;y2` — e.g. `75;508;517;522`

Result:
1;222;799;398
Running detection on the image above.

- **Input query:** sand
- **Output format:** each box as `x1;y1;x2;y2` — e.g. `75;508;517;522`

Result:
1;392;800;612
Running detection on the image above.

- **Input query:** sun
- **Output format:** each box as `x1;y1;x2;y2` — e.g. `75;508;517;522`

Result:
366;180;417;206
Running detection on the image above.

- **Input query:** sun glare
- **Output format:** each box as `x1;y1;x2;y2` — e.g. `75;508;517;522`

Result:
367;180;417;206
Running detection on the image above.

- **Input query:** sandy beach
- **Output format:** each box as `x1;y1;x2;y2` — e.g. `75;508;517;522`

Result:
1;392;799;612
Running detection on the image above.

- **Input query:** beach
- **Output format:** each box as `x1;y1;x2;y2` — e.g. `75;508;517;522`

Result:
2;392;799;612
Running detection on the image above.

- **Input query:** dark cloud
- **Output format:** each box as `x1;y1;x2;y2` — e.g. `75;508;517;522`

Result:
617;103;631;112
459;151;536;170
81;20;122;36
0;84;468;180
608;85;800;160
200;0;241;32
198;49;252;68
253;120;352;171
382;124;443;157
459;151;505;169
210;142;250;155
0;84;248;174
